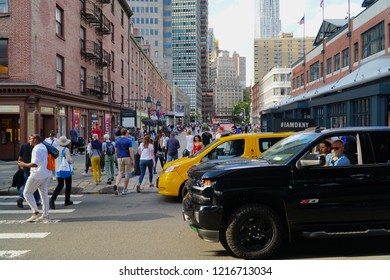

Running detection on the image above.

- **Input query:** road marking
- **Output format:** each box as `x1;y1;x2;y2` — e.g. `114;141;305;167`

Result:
0;250;30;259
0;201;82;206
0;220;61;224
0;209;75;214
0;195;83;199
0;232;50;239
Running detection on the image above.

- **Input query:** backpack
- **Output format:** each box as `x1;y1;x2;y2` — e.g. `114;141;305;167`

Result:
47;153;56;171
105;142;115;155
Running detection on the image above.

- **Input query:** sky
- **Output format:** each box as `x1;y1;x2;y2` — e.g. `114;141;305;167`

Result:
209;0;365;86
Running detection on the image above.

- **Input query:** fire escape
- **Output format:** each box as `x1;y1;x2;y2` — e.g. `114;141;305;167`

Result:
80;0;112;100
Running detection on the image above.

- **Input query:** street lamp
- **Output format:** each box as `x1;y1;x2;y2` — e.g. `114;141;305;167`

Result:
145;96;152;132
155;99;161;131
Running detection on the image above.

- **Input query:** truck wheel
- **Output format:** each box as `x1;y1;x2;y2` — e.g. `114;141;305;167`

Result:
180;180;189;199
225;204;283;259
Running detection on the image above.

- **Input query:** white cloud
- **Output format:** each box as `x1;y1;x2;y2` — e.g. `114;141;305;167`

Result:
209;0;364;86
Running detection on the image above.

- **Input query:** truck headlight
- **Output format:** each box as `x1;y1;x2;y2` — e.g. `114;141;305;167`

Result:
194;179;214;190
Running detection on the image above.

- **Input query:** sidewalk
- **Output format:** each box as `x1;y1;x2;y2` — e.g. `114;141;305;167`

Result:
0;131;187;196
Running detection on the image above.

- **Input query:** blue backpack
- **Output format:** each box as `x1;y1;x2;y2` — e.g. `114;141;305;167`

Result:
105;142;115;155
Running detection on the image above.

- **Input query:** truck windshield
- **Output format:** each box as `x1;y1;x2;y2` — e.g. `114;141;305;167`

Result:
259;133;317;164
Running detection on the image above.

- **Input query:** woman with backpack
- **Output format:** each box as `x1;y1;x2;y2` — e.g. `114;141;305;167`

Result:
87;133;102;185
102;134;115;185
50;136;73;209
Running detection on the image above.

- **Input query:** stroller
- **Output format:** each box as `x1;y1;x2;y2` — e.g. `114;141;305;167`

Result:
77;137;86;154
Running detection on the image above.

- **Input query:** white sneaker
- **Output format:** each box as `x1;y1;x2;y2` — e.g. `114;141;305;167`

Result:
122;189;131;195
81;172;87;176
26;213;40;222
36;215;49;222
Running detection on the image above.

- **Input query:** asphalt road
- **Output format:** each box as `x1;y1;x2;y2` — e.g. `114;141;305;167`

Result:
1;191;390;260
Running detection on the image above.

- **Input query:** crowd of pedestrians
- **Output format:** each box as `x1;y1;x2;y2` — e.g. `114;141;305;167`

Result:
14;121;261;222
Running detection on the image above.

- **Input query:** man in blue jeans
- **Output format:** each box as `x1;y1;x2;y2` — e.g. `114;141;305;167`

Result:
16;135;40;208
166;132;180;163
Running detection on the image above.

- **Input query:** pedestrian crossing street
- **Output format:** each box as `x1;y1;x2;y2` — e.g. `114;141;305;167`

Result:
0;195;83;259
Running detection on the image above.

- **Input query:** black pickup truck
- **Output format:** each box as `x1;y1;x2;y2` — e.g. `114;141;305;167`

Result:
183;127;390;259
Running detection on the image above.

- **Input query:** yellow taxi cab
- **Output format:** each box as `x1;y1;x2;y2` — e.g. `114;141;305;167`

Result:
157;132;294;198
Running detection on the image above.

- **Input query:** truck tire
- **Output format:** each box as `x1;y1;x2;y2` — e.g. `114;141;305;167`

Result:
180;180;189;199
225;204;283;259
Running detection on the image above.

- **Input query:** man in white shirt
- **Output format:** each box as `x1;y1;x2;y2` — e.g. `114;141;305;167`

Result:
18;134;52;222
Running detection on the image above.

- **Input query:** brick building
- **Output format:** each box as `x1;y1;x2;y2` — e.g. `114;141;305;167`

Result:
261;0;390;132
0;0;171;160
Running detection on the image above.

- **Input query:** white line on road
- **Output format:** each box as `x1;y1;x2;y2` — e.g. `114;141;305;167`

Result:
0;250;30;259
0;209;75;214
0;220;61;224
0;195;83;199
0;232;50;239
0;201;82;206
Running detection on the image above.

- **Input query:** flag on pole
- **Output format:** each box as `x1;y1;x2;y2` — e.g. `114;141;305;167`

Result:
297;16;305;25
320;0;324;8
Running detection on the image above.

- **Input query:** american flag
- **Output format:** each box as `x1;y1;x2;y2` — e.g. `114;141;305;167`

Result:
297;16;305;25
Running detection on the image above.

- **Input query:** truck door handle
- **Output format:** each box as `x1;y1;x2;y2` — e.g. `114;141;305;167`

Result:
350;174;370;180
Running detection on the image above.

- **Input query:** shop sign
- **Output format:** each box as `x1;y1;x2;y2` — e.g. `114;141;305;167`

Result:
0;105;19;113
273;118;315;132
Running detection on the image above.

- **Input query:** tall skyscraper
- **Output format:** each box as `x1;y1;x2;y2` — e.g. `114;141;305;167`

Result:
254;0;281;38
254;33;314;83
172;0;203;118
210;51;242;117
127;0;172;83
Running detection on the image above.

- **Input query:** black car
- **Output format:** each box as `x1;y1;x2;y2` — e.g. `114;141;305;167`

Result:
183;127;390;259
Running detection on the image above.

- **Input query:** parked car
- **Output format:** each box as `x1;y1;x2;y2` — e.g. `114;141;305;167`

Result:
183;126;390;259
157;132;293;198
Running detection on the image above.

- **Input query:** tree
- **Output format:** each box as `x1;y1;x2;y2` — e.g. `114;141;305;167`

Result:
232;101;250;125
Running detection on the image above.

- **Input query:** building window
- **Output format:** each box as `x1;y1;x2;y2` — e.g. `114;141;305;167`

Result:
121;60;124;77
80;0;85;12
80;26;86;51
121;35;124;53
56;55;64;87
111;51;115;71
111;81;115;99
362;21;384;58
111;0;114;14
56;5;64;37
354;42;359;62
121;10;124;27
111;23;115;42
0;39;8;75
342;48;349;68
80;67;86;93
310;61;319;82
353;98;370;126
0;0;8;13
334;53;340;71
326;57;332;75
329;102;346;128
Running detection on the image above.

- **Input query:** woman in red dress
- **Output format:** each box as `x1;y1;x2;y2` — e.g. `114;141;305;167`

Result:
192;135;204;154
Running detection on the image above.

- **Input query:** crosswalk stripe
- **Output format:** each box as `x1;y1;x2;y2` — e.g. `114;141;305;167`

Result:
0;195;83;199
0;201;82;206
0;232;50;239
0;250;30;258
0;209;75;214
0;220;61;224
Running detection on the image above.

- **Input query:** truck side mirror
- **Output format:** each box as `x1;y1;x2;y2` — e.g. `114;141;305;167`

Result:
300;154;325;167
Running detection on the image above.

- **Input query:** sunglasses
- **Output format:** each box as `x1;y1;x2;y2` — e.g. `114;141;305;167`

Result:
331;147;340;150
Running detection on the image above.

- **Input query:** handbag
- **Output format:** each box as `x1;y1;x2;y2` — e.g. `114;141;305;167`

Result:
56;148;72;178
156;151;164;159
